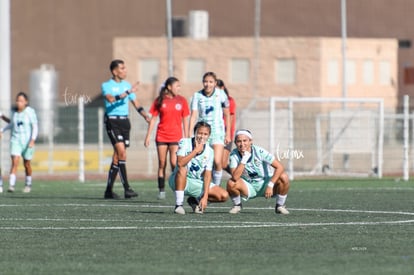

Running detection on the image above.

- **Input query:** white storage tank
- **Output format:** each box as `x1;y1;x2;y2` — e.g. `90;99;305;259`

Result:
29;64;59;140
188;10;209;40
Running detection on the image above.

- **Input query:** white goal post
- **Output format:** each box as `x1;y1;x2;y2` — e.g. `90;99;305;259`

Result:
269;97;384;180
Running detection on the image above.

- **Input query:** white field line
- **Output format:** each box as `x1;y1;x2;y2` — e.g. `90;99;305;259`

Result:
1;204;414;230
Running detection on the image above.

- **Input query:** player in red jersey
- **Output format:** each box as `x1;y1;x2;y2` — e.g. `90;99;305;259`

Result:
145;77;190;199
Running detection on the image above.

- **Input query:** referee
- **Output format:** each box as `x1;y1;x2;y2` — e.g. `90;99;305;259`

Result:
102;59;150;199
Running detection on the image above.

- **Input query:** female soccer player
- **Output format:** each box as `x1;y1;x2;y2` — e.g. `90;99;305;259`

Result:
169;121;228;214
188;72;231;187
227;129;290;214
144;77;190;199
0;92;38;193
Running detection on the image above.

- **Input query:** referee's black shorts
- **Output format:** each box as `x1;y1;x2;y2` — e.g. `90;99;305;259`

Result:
105;115;131;147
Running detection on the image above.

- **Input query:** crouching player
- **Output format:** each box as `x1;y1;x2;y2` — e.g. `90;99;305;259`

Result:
169;121;228;214
227;129;290;215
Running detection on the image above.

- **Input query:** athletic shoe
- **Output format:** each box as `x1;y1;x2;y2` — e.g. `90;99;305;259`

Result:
124;189;138;199
275;204;290;214
23;186;31;193
174;205;186;215
7;186;15;193
104;191;120;199
157;191;166;200
0;186;3;193
187;197;203;214
229;204;242;214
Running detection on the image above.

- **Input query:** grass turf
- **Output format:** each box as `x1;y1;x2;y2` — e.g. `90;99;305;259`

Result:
0;178;413;275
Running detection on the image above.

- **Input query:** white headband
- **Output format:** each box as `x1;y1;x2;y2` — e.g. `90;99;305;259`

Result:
235;130;253;140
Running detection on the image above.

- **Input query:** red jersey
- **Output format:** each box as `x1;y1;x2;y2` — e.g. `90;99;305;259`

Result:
224;96;236;140
149;95;190;142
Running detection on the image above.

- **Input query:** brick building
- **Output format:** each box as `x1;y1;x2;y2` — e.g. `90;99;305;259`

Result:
10;0;414;109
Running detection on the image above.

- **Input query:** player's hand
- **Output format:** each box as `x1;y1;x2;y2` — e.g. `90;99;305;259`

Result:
131;81;140;93
144;137;150;147
194;137;206;154
265;186;274;199
240;150;251;164
224;133;231;145
199;196;208;211
28;139;35;148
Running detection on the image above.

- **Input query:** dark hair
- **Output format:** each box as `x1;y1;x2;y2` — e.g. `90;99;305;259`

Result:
202;72;217;82
109;59;124;73
194;121;211;135
156;77;179;110
16;91;29;102
216;79;229;97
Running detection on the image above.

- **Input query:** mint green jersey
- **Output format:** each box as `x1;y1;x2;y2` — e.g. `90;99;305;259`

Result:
175;137;214;180
190;88;229;137
10;106;38;145
229;145;275;184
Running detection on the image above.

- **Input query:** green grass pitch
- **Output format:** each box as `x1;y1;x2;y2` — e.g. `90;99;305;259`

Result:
0;178;413;275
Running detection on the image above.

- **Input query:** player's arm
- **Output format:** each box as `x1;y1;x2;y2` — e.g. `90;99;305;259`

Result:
131;98;150;123
223;107;231;144
177;141;204;168
264;159;285;198
199;169;211;211
182;116;189;138
0;112;10;123
230;151;251;181
144;115;157;147
188;110;198;138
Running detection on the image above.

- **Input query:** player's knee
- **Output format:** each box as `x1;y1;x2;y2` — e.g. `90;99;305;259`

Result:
278;173;290;190
226;179;236;192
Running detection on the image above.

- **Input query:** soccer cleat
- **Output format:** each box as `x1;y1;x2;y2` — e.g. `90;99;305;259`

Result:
157;191;166;200
23;186;31;193
187;197;203;214
124;189;138;199
275;204;290;215
104;191;120;199
7;186;15;193
0;186;3;193
229;204;242;214
174;205;186;215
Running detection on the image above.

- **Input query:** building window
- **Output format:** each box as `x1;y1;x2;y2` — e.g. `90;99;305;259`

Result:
327;59;338;85
363;60;374;85
139;59;159;84
276;59;296;85
379;61;391;85
231;58;250;83
186;59;205;83
345;60;356;85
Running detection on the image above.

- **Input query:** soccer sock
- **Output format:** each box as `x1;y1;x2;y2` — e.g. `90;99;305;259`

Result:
9;174;16;187
118;160;130;190
213;170;223;186
175;190;184;206
25;176;32;187
231;195;241;206
158;177;165;192
106;163;119;192
276;194;287;206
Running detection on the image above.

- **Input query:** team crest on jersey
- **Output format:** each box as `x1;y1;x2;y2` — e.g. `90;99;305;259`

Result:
175;103;182;110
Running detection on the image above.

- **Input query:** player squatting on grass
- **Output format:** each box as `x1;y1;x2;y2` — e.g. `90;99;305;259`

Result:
227;129;290;215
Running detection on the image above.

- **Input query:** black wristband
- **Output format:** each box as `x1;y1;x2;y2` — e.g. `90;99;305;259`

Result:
115;95;121;101
136;106;144;113
125;90;130;95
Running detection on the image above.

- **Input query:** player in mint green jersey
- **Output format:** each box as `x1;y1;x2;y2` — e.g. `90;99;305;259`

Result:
227;129;290;215
188;72;231;188
169;121;228;214
0;92;38;193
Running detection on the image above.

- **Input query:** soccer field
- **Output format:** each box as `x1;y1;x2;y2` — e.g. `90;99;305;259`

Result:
0;178;413;275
